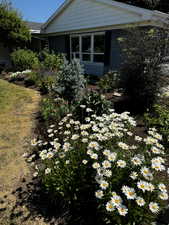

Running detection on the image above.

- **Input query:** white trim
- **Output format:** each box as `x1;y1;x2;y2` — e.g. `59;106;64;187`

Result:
41;0;169;31
70;32;105;63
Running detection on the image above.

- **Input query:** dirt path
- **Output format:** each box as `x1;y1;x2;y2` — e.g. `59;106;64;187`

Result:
0;80;47;225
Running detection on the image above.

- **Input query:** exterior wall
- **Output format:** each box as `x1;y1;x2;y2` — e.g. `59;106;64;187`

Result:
48;35;67;54
45;0;143;34
109;30;125;71
83;62;104;76
0;42;10;66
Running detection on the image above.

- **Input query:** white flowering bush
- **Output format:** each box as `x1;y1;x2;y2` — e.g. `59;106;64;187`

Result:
9;69;32;81
32;109;169;225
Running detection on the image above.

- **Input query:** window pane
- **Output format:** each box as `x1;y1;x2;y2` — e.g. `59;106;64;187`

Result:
72;53;80;59
71;37;79;52
93;54;104;63
82;36;91;53
94;35;105;53
82;54;91;61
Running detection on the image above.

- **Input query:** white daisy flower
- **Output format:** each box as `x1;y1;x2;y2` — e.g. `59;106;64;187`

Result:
71;134;79;140
104;169;112;178
46;152;54;159
45;168;51;175
106;201;115;212
117;160;126;168
102;160;111;169
92;162;100;169
149;202;160;214
103;149;111;156
159;192;168;200
82;160;88;165
88;141;100;150
122;186;136;200
82;138;88;143
108;152;117;162
100;180;109;190
131;156;142;166
130;171;138;180
118;142;129;150
117;205;128;216
137;180;147;193
136;197;145;206
90;153;98;160
158;183;167;192
135;136;142;142
111;195;122;207
95;190;104;199
31;138;37;146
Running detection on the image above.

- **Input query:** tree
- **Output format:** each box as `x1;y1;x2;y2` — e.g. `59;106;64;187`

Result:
119;28;169;113
0;0;31;49
115;0;169;13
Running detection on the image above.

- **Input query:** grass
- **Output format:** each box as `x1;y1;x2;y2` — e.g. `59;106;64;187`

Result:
0;79;41;224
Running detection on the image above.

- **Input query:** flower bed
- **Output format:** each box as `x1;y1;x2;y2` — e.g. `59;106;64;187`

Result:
30;108;169;225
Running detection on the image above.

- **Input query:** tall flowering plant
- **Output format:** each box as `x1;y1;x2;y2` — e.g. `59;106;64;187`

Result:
32;108;169;225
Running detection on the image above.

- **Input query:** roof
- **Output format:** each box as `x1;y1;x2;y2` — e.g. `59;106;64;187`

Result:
25;21;43;33
41;0;169;31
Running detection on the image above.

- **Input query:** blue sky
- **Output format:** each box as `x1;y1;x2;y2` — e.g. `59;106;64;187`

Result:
11;0;65;23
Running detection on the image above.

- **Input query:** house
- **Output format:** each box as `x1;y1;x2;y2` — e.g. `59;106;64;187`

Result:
41;0;169;76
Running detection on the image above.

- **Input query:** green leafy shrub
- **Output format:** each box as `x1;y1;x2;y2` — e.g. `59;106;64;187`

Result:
38;48;64;71
24;71;38;86
98;71;120;94
144;104;169;148
37;75;56;94
41;96;70;123
11;49;39;71
31;110;169;225
73;90;113;122
119;28;169;113
53;58;86;103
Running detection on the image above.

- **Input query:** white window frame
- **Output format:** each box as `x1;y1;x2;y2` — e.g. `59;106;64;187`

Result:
70;32;105;63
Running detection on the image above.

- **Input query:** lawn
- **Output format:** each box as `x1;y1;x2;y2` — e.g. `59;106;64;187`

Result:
0;79;41;225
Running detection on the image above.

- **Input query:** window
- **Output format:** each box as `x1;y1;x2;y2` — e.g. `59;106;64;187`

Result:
70;33;105;63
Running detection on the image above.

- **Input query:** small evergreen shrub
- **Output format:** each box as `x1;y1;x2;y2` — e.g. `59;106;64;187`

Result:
31;110;169;225
11;49;39;71
53;58;86;103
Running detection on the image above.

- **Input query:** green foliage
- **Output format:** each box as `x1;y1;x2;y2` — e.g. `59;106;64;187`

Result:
32;111;169;225
114;0;169;13
119;28;169;113
144;104;169;147
0;0;30;49
53;58;86;103
98;71;120;94
73;90;113;122
37;75;56;94
11;49;39;71
41;96;70;123
40;49;64;71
